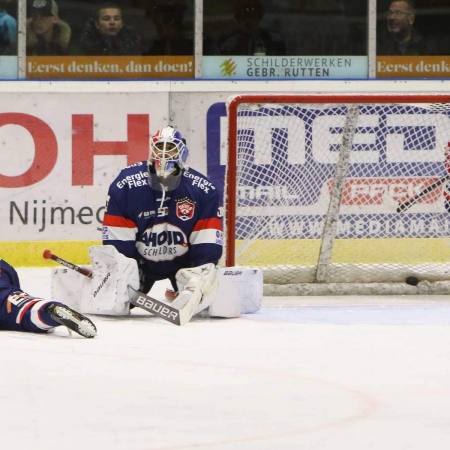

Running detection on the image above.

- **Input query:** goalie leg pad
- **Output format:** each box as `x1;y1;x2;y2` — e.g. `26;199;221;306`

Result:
207;268;263;318
89;245;140;316
173;265;263;318
51;266;92;313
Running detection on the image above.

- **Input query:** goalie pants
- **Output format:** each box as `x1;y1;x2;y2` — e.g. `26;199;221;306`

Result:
0;268;60;334
140;268;178;294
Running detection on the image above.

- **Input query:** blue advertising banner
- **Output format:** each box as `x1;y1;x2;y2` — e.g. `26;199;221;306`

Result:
0;56;18;79
206;101;450;240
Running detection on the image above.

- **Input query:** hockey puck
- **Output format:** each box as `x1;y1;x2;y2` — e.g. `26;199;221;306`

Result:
405;276;419;286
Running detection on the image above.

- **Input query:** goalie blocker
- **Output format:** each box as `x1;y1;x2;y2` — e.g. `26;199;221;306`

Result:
51;245;262;319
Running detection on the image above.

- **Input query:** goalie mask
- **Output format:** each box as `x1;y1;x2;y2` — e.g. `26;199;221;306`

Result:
148;126;189;191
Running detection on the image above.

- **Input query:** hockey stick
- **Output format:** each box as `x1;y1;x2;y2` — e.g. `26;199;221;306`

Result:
395;175;448;213
43;249;93;278
42;250;197;326
127;286;200;326
43;249;177;300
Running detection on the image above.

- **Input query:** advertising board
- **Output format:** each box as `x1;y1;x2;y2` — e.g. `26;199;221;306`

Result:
2;82;450;266
0;91;171;264
205;101;450;242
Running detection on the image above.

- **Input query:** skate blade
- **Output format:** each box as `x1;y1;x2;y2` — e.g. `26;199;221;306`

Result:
56;308;98;338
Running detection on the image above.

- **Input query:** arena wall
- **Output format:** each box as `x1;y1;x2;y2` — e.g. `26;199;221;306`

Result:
1;79;449;267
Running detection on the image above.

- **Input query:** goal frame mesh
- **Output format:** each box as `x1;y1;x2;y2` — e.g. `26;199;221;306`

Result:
225;94;450;295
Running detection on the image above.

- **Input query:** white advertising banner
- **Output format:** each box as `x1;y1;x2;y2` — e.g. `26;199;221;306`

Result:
2;79;450;267
202;56;368;79
0;92;171;242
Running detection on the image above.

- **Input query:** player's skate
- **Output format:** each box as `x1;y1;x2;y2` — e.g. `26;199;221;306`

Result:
46;303;98;338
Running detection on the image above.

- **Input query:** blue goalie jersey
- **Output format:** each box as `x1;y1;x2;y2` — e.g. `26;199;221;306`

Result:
102;161;223;281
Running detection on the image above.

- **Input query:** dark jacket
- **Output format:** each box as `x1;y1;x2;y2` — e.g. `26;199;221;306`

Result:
377;30;439;56
77;18;141;56
26;18;71;56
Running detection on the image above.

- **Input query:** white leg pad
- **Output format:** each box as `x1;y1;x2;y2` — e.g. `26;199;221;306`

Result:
51;266;92;312
89;245;140;316
207;267;263;318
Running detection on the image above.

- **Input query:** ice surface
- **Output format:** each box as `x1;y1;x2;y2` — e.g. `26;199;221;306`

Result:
2;268;450;450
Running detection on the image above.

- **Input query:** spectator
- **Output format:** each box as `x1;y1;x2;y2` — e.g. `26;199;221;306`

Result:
77;2;141;56
0;0;17;55
143;0;193;55
216;0;285;56
377;0;438;55
26;0;71;56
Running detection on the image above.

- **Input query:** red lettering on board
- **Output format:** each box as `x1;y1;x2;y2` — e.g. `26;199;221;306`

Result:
0;113;57;188
72;114;149;185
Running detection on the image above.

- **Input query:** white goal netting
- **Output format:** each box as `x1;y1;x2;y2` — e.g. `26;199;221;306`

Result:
225;95;450;295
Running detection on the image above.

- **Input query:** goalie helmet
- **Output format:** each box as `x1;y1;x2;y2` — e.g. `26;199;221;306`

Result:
148;126;189;191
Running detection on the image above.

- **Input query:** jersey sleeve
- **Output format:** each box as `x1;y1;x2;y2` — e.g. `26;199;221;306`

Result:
102;179;138;258
188;188;223;267
0;259;20;289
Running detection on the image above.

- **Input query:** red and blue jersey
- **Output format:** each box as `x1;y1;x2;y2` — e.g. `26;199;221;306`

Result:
102;161;223;280
0;260;58;333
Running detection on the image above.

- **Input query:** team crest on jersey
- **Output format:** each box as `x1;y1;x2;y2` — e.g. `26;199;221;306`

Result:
176;198;195;221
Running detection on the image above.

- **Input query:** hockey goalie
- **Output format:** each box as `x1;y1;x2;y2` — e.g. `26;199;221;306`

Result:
51;126;262;323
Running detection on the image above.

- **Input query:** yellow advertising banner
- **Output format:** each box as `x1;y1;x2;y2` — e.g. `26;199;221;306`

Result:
26;56;195;79
377;56;450;78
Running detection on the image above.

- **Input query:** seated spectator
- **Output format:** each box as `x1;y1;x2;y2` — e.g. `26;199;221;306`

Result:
0;0;17;55
78;3;141;56
377;0;438;55
217;0;286;56
143;0;193;55
26;0;71;56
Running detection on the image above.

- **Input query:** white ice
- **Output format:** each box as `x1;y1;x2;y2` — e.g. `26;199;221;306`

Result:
2;268;450;450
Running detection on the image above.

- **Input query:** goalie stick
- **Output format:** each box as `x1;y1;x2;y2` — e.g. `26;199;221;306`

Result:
395;175;448;213
44;250;177;301
42;250;196;326
127;286;197;326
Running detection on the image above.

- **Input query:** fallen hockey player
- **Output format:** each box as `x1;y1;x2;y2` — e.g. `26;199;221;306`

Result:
0;259;97;338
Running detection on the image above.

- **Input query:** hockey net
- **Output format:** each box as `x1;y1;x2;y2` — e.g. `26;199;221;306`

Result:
225;94;450;295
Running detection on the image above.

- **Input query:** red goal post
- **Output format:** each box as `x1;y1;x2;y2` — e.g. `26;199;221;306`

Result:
225;94;450;295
